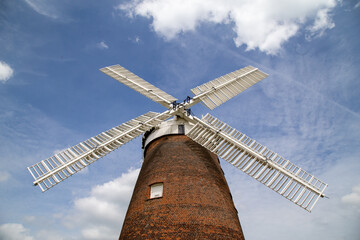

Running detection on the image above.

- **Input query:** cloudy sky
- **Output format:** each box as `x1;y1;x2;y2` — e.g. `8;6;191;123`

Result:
0;0;359;239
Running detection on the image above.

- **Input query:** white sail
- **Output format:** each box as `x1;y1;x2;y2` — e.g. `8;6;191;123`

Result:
187;113;327;211
100;64;177;108
191;66;268;110
28;111;172;191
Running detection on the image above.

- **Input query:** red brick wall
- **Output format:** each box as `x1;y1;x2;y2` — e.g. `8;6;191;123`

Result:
119;135;245;239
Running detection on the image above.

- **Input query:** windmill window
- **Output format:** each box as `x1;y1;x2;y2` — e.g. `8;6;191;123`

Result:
178;124;185;134
150;183;163;199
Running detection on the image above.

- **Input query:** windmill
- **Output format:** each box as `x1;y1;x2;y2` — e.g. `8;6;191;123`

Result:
28;64;328;239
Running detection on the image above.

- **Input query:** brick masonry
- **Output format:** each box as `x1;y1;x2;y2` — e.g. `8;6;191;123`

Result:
119;135;245;239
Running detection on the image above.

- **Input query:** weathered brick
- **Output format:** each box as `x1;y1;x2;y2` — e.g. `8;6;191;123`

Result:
119;135;245;239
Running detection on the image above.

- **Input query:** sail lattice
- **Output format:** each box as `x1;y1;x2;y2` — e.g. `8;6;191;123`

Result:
191;66;268;110
187;113;327;211
28;111;172;191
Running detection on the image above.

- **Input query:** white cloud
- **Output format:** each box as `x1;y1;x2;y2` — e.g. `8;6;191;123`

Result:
128;36;141;44
65;168;140;240
134;36;141;43
0;170;10;182
306;7;335;39
81;226;116;240
0;223;34;240
0;61;14;83
97;41;109;49
23;216;36;223
35;230;64;240
24;0;59;19
355;2;360;9
118;0;338;54
342;184;360;212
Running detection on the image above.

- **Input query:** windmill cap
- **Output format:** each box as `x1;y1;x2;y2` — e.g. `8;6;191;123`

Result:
142;116;194;151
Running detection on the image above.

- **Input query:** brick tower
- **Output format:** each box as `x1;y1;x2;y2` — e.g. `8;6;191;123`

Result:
119;118;244;239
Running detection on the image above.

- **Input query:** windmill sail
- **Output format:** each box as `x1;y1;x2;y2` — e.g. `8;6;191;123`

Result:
100;65;177;108
187;113;327;212
191;66;268;110
28;111;172;192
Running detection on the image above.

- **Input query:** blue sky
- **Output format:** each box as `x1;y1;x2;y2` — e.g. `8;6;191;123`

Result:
0;0;359;239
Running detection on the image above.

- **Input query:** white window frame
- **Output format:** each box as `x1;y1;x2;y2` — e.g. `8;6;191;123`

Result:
150;183;163;199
